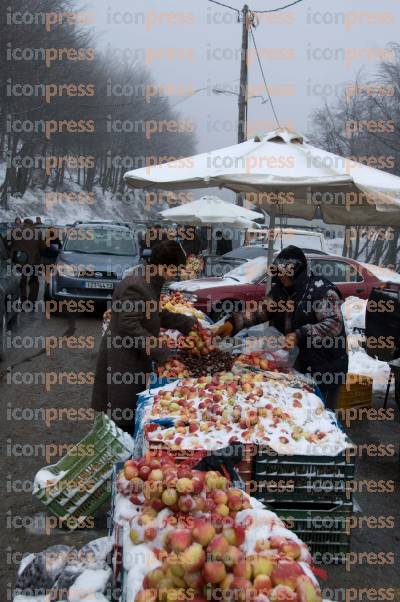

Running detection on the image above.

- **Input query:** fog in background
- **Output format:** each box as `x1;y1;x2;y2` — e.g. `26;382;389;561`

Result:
88;0;399;154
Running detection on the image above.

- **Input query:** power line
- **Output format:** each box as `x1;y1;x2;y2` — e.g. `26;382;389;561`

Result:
208;0;240;14
249;27;281;128
253;0;304;13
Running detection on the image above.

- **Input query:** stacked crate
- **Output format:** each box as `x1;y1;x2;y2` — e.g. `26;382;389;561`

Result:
252;445;355;563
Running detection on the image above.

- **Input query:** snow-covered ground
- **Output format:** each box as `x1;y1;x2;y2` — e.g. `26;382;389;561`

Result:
342;296;391;398
0;162;160;225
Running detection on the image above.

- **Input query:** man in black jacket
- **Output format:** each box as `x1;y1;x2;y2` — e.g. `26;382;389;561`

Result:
227;245;348;409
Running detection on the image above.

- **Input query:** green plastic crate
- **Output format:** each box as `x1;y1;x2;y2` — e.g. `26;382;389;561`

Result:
34;414;133;529
277;503;353;564
253;445;355;505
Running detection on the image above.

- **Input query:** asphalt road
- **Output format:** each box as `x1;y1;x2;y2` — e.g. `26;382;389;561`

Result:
0;304;399;599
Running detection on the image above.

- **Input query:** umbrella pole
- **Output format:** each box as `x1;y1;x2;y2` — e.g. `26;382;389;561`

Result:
266;203;277;294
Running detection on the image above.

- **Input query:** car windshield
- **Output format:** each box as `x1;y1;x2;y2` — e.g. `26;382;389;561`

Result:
224;256;267;283
64;228;137;256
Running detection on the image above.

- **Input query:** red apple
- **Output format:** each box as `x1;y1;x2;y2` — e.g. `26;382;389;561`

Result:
280;541;302;560
144;527;157;541
178;494;195;513
271;561;304;590
227;489;243;512
162;488;178;506
270;585;299;602
213;491;228;505
184;570;204;589
130;477;144;493
168;529;193;553
230;577;253;602
251;556;274;577
193;518;216;546
177;466;193;479
223;545;243;568
207;535;229;561
295;575;322;602
254;575;273;594
180;543;206;572
145;567;164;588
176;477;194;494
233;559;252;580
124;461;139;480
148;468;163;481
139;465;151;480
203;561;227;584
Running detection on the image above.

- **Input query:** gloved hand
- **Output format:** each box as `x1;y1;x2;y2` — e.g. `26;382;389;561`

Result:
213;318;234;337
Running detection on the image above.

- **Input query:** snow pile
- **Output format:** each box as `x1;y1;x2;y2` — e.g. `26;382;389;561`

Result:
342;296;366;333
342;296;391;395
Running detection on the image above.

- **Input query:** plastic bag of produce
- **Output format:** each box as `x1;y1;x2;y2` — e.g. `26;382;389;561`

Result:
14;539;113;601
237;324;299;368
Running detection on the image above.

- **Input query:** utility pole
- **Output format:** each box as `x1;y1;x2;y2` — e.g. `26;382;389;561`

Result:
237;4;250;207
238;4;249;144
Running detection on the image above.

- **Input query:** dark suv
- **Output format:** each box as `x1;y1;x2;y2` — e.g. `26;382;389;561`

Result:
48;222;139;302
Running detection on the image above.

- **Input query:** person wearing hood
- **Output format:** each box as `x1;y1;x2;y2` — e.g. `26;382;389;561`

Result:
221;245;348;409
92;240;196;432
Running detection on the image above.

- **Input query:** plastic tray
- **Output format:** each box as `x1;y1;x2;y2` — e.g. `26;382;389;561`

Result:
34;414;133;528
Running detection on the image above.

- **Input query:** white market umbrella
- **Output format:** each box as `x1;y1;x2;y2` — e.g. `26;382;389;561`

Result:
160;195;262;229
125;128;400;226
125;127;400;279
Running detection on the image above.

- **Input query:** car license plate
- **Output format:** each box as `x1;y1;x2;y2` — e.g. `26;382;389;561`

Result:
85;281;114;290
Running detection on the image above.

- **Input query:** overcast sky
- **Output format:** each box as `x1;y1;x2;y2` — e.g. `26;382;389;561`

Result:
86;0;398;158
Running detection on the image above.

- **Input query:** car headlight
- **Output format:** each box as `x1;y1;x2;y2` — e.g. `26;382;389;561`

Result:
57;263;76;278
183;293;198;303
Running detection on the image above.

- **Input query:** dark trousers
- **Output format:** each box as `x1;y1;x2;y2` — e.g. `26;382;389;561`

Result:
20;273;39;302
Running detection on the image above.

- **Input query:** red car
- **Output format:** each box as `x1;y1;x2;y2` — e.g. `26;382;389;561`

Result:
170;254;400;321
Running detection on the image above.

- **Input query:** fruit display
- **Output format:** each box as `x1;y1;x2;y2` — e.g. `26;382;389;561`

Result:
157;324;234;378
157;359;190;379
114;454;322;602
180;254;205;280
142;371;349;455
234;352;275;372
177;348;234;378
161;292;207;320
233;353;317;392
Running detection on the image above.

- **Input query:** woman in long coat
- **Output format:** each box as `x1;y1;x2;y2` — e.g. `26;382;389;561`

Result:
92;241;195;432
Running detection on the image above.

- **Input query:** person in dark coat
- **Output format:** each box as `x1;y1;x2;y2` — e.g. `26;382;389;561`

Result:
215;230;233;256
91;240;196;432
223;245;348;409
180;225;202;256
9;218;45;302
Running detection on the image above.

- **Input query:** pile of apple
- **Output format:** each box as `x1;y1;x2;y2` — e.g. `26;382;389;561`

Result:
157;324;234;379
178;324;217;356
160;292;206;320
144;368;348;454
157;359;190;379
117;455;322;602
180;254;205;281
234;352;273;371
